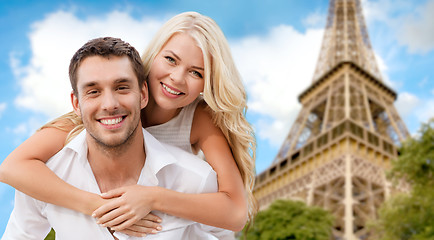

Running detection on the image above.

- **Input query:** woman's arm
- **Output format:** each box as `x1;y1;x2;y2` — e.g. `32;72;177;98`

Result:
180;102;248;230
0;126;104;215
95;103;248;231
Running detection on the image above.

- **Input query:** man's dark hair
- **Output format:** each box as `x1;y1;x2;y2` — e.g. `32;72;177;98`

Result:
69;37;146;95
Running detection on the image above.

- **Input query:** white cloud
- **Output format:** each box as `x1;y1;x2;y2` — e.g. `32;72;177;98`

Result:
419;77;429;88
11;10;164;119
398;0;434;54
395;92;420;118
0;102;6;118
5;122;30;147
362;0;411;24
10;123;28;135
5;116;51;146
231;25;323;147
416;99;434;123
363;0;434;54
256;118;293;147
362;0;391;25
373;52;397;88
395;91;434;133
302;11;326;28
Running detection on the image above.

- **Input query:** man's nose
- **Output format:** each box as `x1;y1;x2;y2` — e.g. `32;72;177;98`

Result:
100;91;119;111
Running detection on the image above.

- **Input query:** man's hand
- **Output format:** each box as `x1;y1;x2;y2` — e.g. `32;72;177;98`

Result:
92;185;162;235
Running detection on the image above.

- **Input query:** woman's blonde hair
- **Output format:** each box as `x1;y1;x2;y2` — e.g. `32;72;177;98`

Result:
44;11;257;220
142;12;257;220
39;111;83;144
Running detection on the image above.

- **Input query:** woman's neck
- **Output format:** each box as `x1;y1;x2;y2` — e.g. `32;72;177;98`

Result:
141;99;182;128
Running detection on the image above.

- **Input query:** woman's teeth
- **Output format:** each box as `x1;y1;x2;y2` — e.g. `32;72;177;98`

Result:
162;83;181;95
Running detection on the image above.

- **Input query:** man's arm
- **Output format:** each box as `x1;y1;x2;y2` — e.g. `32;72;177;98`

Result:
2;191;51;240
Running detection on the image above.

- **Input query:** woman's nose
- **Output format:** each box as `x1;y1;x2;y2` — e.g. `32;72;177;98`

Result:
169;67;185;84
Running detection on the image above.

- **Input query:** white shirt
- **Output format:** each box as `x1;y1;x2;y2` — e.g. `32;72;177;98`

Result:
2;129;231;240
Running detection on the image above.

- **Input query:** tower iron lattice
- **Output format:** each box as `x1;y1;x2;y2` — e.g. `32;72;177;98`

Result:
253;0;409;239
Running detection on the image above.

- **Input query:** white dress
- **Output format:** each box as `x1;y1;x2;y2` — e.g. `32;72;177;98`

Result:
146;98;201;154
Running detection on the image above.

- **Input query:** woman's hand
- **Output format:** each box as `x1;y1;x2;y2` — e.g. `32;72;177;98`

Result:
92;185;162;233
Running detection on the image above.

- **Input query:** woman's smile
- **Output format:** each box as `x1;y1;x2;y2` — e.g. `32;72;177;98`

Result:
161;82;183;96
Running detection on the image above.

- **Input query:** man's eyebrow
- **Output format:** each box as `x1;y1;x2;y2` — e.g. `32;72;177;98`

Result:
82;81;98;89
81;78;133;89
115;78;134;84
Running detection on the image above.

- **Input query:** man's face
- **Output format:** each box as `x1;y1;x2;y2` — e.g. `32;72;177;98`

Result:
72;55;148;149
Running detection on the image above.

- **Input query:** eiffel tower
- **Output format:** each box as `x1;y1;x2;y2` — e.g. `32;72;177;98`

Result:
253;0;409;239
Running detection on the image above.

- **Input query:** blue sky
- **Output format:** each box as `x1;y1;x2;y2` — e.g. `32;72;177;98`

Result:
1;0;433;234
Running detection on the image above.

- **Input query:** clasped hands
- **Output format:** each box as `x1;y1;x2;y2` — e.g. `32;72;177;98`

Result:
92;185;162;237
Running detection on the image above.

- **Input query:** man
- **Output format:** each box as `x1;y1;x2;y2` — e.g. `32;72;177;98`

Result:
2;37;220;240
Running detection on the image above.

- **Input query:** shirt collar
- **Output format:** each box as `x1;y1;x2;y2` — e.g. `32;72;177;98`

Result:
140;128;178;186
63;128;178;185
64;129;88;163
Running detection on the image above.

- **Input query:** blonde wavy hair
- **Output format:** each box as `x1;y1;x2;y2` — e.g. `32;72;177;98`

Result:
43;11;257;221
142;11;257;220
39;111;83;144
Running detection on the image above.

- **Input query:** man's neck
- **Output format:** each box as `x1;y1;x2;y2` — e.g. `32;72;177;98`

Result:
141;98;181;128
86;128;146;193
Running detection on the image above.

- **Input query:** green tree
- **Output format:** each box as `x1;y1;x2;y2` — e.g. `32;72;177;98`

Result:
44;228;55;240
370;119;434;240
243;199;334;240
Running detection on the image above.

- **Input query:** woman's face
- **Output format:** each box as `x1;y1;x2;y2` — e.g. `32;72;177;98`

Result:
148;32;205;111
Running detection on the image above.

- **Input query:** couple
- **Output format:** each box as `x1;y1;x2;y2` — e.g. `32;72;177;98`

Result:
0;12;256;239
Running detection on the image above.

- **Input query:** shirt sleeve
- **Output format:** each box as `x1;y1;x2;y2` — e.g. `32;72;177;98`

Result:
2;191;51;240
199;168;218;194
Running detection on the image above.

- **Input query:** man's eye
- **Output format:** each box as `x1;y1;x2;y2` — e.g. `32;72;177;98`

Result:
87;90;98;95
117;86;130;91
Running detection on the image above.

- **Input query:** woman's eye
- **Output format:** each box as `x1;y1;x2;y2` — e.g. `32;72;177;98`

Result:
191;70;203;78
165;56;176;64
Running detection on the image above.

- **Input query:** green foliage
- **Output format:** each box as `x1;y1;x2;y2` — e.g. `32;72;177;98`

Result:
370;119;434;240
44;228;55;240
389;119;434;189
370;191;434;240
243;199;334;240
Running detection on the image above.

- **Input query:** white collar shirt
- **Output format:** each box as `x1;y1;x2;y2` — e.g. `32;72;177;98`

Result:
3;129;232;240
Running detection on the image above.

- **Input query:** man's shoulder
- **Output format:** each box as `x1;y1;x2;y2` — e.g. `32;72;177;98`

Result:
45;130;86;174
162;143;214;174
158;142;217;194
143;128;206;165
142;128;214;177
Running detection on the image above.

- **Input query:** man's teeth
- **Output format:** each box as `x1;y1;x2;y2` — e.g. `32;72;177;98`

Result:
162;83;181;95
100;117;123;125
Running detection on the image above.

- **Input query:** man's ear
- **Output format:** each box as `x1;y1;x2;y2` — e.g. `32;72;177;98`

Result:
140;82;149;110
71;91;81;117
